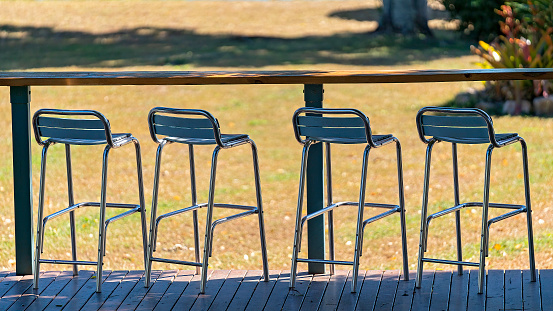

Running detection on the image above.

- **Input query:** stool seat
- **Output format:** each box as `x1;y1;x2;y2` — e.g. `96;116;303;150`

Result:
165;133;249;145
47;133;132;146
305;134;393;145
433;132;518;145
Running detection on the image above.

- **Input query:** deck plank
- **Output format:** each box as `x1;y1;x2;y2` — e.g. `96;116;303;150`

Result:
279;271;313;311
245;270;281;311
42;270;95;311
504;270;522;311
190;270;230;310
539;269;553;311
373;270;400;311
59;270;112;310
98;270;144;311
336;271;362;311
152;270;195;311
429;270;452;311
171;270;212;310
486;270;504;311
116;270;162;311
0;274;36;310
5;271;59;311
318;270;348;310
354;270;382;311
393;271;416;311
522;269;540;311
77;270;129;310
136;270;178;311
466;270;485;310
448;271;469;311
411;270;434;310
0;273;23;298
226;270;263;310
299;273;330;311
25;271;74;311
207;270;246;311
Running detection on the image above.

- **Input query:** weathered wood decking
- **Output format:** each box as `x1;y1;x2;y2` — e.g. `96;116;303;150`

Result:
0;269;549;310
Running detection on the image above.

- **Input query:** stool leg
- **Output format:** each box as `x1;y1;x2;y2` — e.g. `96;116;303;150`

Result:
520;139;536;281
249;140;269;281
416;140;436;288
96;145;111;293
34;144;51;289
395;139;409;281
352;145;371;293
452;143;463;276
325;143;335;276
478;145;494;294
65;144;78;276
146;141;168;287
200;146;221;294
189;145;201;275
132;139;149;288
290;142;312;289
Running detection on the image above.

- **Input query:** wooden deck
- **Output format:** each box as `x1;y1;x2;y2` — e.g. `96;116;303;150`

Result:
0;269;550;310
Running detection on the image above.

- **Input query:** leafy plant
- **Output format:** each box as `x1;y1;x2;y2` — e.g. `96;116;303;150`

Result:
441;0;506;40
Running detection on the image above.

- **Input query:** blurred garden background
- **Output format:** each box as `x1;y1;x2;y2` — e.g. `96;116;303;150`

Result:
0;0;552;274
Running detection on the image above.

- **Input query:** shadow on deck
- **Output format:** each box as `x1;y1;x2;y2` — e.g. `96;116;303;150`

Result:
0;269;550;310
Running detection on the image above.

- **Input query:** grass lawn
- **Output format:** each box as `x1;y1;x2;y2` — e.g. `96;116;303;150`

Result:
0;0;552;273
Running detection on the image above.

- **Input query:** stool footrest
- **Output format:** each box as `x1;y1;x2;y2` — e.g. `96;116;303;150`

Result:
40;259;97;265
422;257;479;267
489;207;527;226
297;258;354;266
150;257;202;267
363;206;401;228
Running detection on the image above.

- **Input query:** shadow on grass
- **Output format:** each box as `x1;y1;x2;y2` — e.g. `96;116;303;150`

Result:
0;24;471;70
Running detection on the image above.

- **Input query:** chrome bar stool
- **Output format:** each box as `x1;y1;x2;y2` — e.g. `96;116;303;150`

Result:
289;107;409;293
415;107;536;294
145;107;269;294
32;109;148;293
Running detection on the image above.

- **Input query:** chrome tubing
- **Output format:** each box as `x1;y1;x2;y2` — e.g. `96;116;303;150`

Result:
416;140;436;288
96;145;111;293
325;142;335;276
478;145;494;294
189;144;201;275
290;142;312;289
65;144;78;276
352;145;371;293
34;143;51;289
395;138;409;281
452;143;463;276
248;139;269;282
200;146;221;294
132;138;149;289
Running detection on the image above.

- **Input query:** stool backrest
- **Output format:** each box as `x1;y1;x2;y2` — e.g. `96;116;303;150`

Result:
148;107;224;147
33;109;114;146
416;107;499;146
292;108;376;146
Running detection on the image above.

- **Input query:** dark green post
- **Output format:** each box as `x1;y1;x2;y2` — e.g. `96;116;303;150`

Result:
10;86;34;275
304;84;325;274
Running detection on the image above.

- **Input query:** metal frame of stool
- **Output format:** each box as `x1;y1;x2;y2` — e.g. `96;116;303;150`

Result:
145;107;269;294
32;109;148;293
415;106;536;294
289;107;409;293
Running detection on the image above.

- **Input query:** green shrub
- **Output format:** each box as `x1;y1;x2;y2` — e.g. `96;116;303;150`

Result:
441;0;506;40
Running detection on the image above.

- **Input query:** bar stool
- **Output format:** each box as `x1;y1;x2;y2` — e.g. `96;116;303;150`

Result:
32;109;148;293
289;107;409;293
415;107;536;294
145;107;269;294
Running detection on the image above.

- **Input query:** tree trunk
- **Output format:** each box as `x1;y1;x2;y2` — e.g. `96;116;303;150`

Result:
378;0;432;35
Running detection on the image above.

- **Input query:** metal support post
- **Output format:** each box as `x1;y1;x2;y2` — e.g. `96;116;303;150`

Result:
10;86;34;275
304;84;325;274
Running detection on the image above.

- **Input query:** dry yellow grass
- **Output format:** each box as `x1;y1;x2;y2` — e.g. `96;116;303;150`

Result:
0;0;551;274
